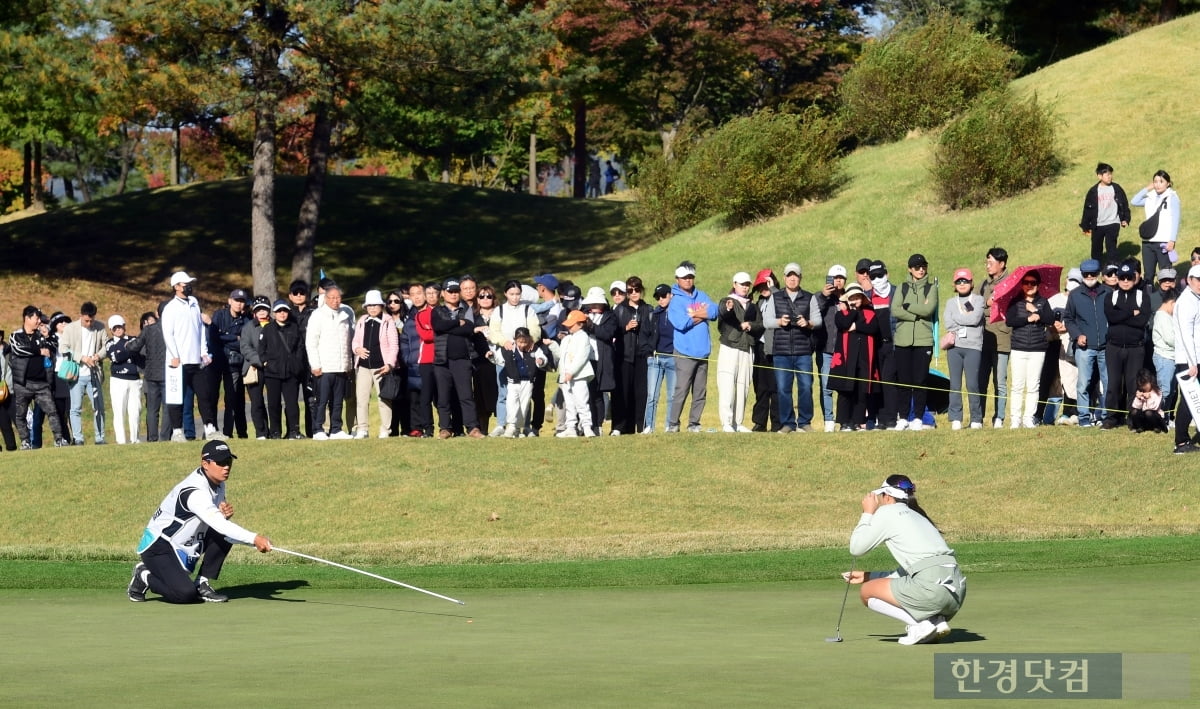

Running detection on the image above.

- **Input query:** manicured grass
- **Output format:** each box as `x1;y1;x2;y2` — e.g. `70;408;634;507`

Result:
2;558;1195;708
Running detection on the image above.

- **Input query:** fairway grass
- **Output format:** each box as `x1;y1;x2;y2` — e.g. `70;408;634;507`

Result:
3;561;1194;708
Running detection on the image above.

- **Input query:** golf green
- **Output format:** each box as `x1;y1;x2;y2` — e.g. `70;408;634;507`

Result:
2;562;1194;707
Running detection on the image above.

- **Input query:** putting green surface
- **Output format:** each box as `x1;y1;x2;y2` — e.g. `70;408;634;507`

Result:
2;563;1194;707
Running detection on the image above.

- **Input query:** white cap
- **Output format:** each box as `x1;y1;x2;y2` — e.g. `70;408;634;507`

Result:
107;314;126;329
581;286;608;306
828;265;847;278
520;284;539;304
1189;265;1200;280
363;289;385;307
784;262;802;276
731;271;751;285
609;280;627;293
169;271;196;286
674;264;696;279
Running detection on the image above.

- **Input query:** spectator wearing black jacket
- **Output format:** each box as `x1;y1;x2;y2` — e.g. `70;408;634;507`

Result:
1079;162;1131;267
211;290;249;438
1102;261;1151;428
612;276;653;434
128;308;169;442
8;306;69;448
432;278;485;439
258;300;305;439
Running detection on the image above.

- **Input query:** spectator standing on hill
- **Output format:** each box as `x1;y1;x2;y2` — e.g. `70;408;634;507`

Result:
1006;270;1055;429
531;274;563;435
1047;270;1082;424
979;248;1012;428
613;276;652;435
1132;169;1181;276
1064;259;1110;427
105;315;143;444
891;254;939;430
830;284;879;432
867;261;900;431
941;268;985;430
260;300;305;439
8;306;69;448
32;312;75;446
161;271;213;443
817;266;847;432
0;335;15;451
581;287;618;435
762;262;822;433
59;301;108;445
127;440;272;604
239;297;271;439
384;289;409;437
487;280;541;436
352;290;399;439
750;269;781;432
432;278;485;439
500;327;547;437
715;271;763;433
604;160;620;195
399;284;432;438
666;261;718;433
211;289;249;439
1172;265;1200;454
306;284;356;440
1101;261;1150;429
129;310;169;442
643;284;676;434
1079;162;1130;267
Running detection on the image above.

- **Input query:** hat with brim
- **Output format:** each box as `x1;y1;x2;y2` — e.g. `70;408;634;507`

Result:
582;287;608;307
674;264;696;279
840;284;866;303
201;440;237;465
272;299;290;312
170;271;196;287
562;310;587;328
870;479;913;500
363;289;385;307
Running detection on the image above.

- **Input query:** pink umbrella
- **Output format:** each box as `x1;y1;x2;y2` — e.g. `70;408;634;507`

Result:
989;264;1062;324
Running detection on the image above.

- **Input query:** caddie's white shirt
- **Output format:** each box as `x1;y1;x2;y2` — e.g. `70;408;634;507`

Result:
160;295;208;365
137;468;257;572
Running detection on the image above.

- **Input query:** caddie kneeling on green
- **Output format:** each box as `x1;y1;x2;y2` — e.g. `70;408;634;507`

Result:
128;440;272;603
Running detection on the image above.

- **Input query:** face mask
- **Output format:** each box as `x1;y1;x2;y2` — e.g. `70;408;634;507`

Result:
871;275;889;291
182;284;194;297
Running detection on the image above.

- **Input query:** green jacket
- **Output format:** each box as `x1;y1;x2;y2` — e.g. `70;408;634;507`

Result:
891;275;938;347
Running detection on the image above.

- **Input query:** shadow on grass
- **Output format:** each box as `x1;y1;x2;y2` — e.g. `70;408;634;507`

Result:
221;578;311;602
865;628;986;644
0;176;648;303
301;599;474;619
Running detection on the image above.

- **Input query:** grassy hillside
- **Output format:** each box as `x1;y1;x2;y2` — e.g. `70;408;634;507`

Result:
0;176;643;324
581;15;1200;290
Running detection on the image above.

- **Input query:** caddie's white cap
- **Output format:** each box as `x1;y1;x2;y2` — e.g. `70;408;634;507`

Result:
170;271;196;286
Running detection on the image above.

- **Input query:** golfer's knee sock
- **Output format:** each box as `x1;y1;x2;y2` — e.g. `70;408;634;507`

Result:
867;597;918;625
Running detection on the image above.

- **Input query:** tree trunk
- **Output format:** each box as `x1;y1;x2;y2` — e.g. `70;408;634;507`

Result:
171;123;183;186
63;176;76;202
73;153;92;203
528;130;537;195
32;142;44;210
572;98;586;199
440;154;451;183
22;142;31;209
292;102;332;287
251;96;278;297
661;126;678;160
1159;0;1180;22
116;124;132;195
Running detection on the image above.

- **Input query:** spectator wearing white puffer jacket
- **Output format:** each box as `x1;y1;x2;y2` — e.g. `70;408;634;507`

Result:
305;284;356;440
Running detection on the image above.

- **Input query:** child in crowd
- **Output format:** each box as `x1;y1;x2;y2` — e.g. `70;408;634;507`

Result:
1129;369;1168;433
556;310;595;438
501;327;547;438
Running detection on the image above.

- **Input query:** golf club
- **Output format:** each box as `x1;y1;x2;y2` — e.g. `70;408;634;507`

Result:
271;546;466;605
825;565;854;642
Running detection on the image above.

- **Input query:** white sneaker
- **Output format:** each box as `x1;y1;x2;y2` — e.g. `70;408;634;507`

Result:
640;428;654;435
312;431;329;441
993;418;1004;429
583;429;597;438
610;430;621;436
329;431;353;440
378;432;390;439
824;421;835;433
897;619;938;646
503;425;518;439
353;430;369;440
908;419;923;431
1022;418;1037;429
171;429;187;443
1055;416;1071;426
950;421;962;431
722;425;736;433
969;422;983;430
555;430;577;438
687;425;703;433
736;425;754;433
1009;420;1021;430
891;420;909;431
204;425;226;441
489;426;505;437
932;616;951;643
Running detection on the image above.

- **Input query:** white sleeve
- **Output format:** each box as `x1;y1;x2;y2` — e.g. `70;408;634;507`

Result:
182;489;258;545
848;512;887;557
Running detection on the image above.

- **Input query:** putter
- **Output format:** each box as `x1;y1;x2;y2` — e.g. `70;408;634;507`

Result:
825;566;854;643
270;545;466;605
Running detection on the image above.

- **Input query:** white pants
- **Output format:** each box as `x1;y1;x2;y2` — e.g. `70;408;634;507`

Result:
561;378;592;432
716;344;753;428
109;377;143;444
1008;349;1045;425
354;367;392;436
506;379;533;430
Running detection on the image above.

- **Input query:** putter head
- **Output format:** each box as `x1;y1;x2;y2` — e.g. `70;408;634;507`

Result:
825;636;843;643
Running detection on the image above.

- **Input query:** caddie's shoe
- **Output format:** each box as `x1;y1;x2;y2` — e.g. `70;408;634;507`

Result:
127;563;149;602
897;619;938;646
932;616;952;643
195;578;228;603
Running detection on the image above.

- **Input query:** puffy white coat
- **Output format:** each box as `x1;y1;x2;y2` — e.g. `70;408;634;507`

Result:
305;303;355;373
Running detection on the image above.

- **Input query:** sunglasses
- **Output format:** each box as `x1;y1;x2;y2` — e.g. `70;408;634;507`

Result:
1021;280;1039;286
954;278;972;285
387;299;403;304
1117;275;1136;281
478;293;495;299
1081;272;1099;278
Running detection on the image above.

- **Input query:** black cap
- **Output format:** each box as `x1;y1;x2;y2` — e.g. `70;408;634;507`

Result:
908;253;928;269
289;279;309;295
1103;264;1119;276
201;440;237;465
855;258;873;274
868;261;887;277
653;283;671;299
443;279;461;292
251;295;271;311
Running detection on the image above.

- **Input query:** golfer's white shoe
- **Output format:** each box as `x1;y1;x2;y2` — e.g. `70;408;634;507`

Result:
897;619;938;646
932;616;951;643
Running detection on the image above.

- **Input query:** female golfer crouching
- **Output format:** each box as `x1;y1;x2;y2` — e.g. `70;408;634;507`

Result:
843;475;965;645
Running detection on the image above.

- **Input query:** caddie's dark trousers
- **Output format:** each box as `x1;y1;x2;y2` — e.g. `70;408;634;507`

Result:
140;532;232;604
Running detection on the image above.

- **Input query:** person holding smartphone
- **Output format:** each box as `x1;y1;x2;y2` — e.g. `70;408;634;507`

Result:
941;268;985;429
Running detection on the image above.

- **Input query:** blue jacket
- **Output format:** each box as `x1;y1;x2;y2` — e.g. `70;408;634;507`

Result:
667;284;717;358
1064;284;1110;350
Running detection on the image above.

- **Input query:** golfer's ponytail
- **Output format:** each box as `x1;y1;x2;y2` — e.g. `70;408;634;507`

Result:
885;474;937;529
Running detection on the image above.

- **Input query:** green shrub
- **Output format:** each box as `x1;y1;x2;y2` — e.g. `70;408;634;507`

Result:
931;89;1063;209
631;108;842;237
839;13;1017;143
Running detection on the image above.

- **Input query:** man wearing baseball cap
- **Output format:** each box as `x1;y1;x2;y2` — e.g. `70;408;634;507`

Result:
761;262;822;432
1063;258;1110;427
211;289;250;439
666;261;718;432
161;270;215;443
128;440;272;604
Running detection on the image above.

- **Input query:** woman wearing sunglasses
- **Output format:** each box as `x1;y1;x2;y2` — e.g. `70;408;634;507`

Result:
842;474;965;645
1005;271;1055;429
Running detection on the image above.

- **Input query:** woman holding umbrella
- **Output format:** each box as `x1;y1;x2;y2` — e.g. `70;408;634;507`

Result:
1006;270;1056;428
